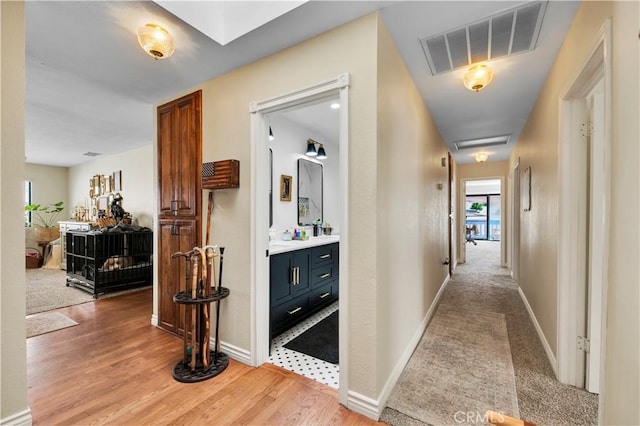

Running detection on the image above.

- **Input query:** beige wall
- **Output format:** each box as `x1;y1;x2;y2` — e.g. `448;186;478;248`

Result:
510;1;639;423
1;1;30;422
376;16;449;395
604;2;639;423
159;13;381;396
25;163;69;250
25;163;69;215
158;12;450;403
68;145;154;228
456;161;508;263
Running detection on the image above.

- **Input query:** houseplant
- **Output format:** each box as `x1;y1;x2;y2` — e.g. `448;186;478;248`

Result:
25;201;64;243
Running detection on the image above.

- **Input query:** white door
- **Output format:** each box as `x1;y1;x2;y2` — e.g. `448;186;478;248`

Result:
585;79;605;394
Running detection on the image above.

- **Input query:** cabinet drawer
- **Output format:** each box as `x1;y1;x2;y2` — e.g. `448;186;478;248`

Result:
271;298;308;336
309;282;337;310
311;244;336;267
311;263;335;287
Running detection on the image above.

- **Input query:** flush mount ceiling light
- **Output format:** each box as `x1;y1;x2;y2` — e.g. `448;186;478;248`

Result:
330;102;341;109
463;64;493;92
137;23;174;59
475;152;489;163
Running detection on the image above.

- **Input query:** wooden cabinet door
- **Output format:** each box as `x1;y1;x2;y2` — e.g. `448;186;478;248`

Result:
158;219;198;335
157;91;202;218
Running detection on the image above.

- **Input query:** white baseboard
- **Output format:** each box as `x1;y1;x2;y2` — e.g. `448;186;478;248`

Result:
346;274;451;421
210;339;252;365
1;408;32;426
347;390;380;420
376;274;450;418
517;287;558;375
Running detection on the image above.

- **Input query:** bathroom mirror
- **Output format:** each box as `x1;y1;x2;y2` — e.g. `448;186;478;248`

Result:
298;159;323;225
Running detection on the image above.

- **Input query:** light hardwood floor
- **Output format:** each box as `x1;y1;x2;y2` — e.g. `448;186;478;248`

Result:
27;288;381;425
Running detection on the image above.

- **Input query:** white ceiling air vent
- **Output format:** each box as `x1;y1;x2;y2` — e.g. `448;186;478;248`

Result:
420;1;547;75
454;134;511;151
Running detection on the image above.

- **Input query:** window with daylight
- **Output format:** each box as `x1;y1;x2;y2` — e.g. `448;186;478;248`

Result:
25;181;32;226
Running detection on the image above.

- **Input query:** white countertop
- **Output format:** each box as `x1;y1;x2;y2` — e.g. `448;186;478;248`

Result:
269;235;340;255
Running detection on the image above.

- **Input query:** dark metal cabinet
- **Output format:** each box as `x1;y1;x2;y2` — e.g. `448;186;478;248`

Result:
270;243;338;338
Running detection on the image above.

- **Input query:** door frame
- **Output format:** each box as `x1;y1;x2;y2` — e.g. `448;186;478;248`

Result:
557;19;611;414
458;176;506;265
249;73;350;404
510;159;520;283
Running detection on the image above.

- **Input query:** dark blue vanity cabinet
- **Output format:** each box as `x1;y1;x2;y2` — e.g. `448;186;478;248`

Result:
270;242;339;337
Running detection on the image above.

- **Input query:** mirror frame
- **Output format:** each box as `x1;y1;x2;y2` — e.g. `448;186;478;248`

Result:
297;158;323;226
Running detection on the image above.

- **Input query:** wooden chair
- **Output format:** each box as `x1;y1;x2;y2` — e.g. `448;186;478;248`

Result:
486;410;536;426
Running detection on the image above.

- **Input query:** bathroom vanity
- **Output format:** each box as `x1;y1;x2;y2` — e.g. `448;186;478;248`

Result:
269;236;339;338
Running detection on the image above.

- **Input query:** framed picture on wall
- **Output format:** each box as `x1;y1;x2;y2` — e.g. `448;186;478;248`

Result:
280;175;292;202
523;166;531;211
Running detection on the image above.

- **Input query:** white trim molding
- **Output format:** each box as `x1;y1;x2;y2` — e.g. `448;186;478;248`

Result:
347;390;380;420
1;409;32;426
218;340;252;365
519;287;558;375
248;74;351;404
557;18;611;405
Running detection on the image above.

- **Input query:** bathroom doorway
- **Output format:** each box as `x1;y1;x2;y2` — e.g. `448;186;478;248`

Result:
265;98;341;388
249;74;350;403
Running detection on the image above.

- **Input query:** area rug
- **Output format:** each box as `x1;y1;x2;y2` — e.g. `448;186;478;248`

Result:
26;268;151;315
283;310;338;364
26;268;94;315
26;311;78;338
385;303;520;425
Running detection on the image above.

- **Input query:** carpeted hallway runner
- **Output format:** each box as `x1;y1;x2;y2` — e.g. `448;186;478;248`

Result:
381;241;598;425
385;303;519;425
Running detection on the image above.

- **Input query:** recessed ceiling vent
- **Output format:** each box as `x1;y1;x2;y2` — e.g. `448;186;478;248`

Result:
454;134;511;151
420;1;547;75
82;152;102;157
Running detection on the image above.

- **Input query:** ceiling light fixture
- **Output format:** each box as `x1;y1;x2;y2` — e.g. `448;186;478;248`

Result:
269;126;275;141
137;23;174;60
305;138;328;160
475;152;489;163
330;102;341;109
463;64;493;92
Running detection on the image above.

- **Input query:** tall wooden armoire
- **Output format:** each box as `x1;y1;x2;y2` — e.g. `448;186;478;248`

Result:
157;90;202;335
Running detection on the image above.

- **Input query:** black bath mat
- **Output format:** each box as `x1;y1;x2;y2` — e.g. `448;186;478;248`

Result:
283;310;338;364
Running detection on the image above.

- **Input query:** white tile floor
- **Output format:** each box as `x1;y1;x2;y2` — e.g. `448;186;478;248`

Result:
267;301;340;389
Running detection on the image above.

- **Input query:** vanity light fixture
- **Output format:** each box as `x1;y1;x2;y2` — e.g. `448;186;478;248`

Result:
316;145;327;160
305;138;328;160
269;126;275;141
137;23;174;59
305;139;317;157
475;152;489;163
463;64;493;92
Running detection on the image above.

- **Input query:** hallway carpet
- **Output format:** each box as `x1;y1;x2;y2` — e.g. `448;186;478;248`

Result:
381;241;598;426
